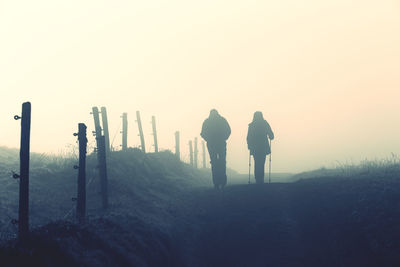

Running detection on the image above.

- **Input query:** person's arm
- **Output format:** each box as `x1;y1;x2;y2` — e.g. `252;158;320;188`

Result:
226;120;231;139
267;122;274;140
246;125;251;150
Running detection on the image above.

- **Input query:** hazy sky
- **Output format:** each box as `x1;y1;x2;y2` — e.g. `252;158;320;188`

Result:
1;0;399;173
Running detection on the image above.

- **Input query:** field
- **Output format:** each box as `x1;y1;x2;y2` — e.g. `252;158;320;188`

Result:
1;146;400;266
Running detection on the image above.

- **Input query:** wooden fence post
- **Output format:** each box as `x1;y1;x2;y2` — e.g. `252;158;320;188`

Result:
121;112;128;151
189;140;194;166
100;107;110;154
92;107;107;209
151;116;158;153
15;102;31;241
91;107;102;150
98;136;108;209
175;131;180;160
194;137;198;169
202;140;206;168
136;111;146;153
73;123;87;223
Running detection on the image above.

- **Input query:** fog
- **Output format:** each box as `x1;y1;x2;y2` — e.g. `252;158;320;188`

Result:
1;0;400;173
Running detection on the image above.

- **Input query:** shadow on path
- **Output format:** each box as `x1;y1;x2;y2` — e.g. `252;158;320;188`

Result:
175;181;394;266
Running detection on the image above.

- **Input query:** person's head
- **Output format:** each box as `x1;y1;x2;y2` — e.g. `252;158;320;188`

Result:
209;109;219;118
252;111;264;122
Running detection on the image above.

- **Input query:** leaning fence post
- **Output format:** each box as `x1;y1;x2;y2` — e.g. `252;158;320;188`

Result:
121;112;128;151
151;116;158;153
136;111;146;153
194;137;198;169
189;140;194;166
98;136;108;209
92;107;107;209
175;131;180;160
91;107;102;150
100;107;110;154
202;140;206;168
14;102;31;241
74;123;87;224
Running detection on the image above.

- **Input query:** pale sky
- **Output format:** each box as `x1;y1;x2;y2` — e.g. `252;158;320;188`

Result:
1;0;399;173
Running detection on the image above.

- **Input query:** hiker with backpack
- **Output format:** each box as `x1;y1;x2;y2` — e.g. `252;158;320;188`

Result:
247;111;274;184
201;109;231;189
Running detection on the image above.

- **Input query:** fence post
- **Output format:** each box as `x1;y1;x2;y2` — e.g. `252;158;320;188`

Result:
98;136;108;209
100;107;110;154
92;107;107;209
151;116;158;153
194;137;198;169
202;140;206;168
175;131;180;160
136;111;146;153
75;123;87;224
189;140;194;166
91;107;102;150
121;112;128;151
15;102;31;241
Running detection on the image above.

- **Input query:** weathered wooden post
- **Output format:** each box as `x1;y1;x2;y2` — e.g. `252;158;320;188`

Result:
202;140;206;169
92;107;107;209
91;107;102;149
14;102;31;241
74;123;87;224
175;131;180;160
136;111;146;153
194;137;198;169
100;107;110;154
121;112;128;151
151;116;158;153
189;140;194;166
98;136;108;209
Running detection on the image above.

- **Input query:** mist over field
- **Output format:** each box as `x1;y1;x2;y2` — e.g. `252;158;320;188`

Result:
1;0;400;173
1;1;400;266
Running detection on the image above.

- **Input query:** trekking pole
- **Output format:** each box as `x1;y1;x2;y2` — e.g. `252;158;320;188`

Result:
248;152;251;184
269;139;272;183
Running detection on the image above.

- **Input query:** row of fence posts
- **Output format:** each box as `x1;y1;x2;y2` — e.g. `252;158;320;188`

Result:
92;108;183;159
120;111;147;153
188;138;207;169
115;110;191;164
12;103;208;242
98;108;208;167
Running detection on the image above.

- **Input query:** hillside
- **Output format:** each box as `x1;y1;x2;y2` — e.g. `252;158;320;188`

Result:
1;147;400;266
0;147;211;266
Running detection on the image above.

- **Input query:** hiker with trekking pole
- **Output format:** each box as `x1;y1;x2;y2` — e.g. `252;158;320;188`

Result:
246;111;274;184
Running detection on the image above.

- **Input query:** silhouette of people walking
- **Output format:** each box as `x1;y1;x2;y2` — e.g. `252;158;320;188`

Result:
201;109;231;189
247;111;274;184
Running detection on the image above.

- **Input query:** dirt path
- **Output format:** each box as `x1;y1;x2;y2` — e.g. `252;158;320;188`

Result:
195;184;301;266
177;184;304;267
174;181;387;267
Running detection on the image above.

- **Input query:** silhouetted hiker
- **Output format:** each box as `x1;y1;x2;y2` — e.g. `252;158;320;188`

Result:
247;111;274;184
201;109;231;189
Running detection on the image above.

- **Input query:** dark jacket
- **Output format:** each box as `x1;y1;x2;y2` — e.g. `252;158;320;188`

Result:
201;114;231;145
247;119;274;156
